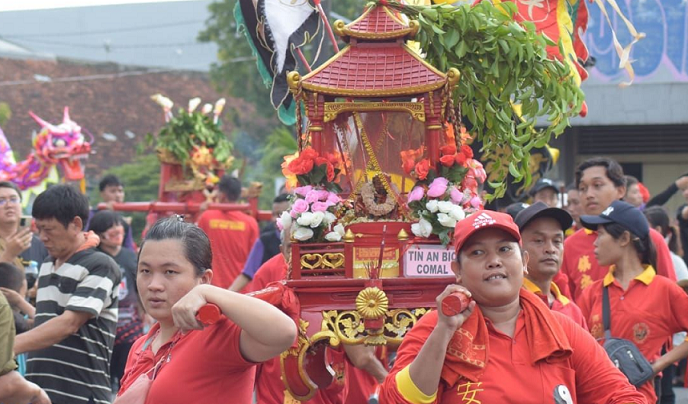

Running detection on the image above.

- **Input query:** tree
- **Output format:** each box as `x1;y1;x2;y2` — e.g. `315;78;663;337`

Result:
255;126;298;205
0;102;11;127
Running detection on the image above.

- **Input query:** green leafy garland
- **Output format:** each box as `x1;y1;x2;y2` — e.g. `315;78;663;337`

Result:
146;109;233;167
377;0;584;199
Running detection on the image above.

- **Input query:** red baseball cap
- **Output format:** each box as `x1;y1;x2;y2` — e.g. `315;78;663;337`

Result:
453;210;522;254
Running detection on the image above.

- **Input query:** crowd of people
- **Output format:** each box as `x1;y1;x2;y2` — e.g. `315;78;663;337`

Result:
0;156;687;404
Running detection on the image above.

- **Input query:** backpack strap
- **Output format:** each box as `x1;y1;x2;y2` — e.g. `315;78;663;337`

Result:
602;285;612;340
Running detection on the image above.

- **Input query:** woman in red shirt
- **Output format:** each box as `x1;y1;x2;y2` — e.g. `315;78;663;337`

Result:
578;200;688;404
116;216;296;403
380;210;645;404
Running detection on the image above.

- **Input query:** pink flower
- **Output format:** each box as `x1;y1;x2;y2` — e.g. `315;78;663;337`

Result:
305;190;321;204
310;201;329;212
468;160;487;183
470;195;482;209
326;192;341;205
407;186;424;203
427;177;449;198
294;185;313;197
450;187;464;204
290;199;309;217
315;190;331;201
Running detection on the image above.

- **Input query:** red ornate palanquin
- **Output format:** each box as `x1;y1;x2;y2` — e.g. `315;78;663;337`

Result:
278;4;461;400
101;160;270;224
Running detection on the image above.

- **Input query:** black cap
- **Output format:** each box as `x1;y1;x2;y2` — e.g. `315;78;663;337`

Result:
514;201;572;232
505;202;529;220
580;200;649;239
529;178;559;196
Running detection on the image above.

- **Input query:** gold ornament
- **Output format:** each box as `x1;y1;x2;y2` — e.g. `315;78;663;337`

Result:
355;287;389;320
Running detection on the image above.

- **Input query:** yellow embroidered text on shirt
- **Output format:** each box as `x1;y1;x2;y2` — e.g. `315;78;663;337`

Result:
456;381;483;404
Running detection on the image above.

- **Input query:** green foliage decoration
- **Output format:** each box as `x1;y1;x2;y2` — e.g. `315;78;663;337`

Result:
145;109;233;169
378;0;584;199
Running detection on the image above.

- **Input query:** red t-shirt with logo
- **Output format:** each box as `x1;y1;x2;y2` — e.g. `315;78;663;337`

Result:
379;310;645;404
118;318;254;403
197;209;259;288
561;228;676;301
578;266;688;404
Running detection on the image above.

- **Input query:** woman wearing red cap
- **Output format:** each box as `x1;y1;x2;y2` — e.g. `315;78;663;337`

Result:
115;217;297;404
379;210;645;404
577;200;688;404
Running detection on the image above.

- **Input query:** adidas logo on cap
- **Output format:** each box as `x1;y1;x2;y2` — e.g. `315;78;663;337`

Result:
473;213;496;229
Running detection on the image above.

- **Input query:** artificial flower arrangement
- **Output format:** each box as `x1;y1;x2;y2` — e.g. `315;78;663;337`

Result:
147;95;233;186
276;185;346;243
403;125;487;245
278;147;348;242
281;146;344;192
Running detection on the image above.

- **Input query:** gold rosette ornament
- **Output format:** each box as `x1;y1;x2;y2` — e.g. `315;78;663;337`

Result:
355;287;389;320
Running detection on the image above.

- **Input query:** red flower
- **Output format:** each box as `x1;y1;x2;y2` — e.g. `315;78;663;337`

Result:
402;158;415;175
315;157;335;182
461;145;474;159
325;152;342;170
401;146;426;176
455;153;467;166
287;155;314;175
415;159;430;180
300;147;318;161
440;144;456;156
440;154;456;167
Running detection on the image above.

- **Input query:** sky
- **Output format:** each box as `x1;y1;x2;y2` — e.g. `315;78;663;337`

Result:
0;0;198;12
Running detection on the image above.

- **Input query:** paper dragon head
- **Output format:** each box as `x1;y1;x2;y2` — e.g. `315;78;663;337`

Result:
29;107;92;181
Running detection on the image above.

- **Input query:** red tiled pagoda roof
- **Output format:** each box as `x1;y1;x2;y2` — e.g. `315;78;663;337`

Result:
301;44;446;97
336;6;416;40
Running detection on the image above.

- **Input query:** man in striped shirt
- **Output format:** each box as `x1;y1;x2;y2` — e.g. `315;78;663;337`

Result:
14;185;121;404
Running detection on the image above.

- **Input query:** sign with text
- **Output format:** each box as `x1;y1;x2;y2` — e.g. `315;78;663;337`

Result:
403;244;455;278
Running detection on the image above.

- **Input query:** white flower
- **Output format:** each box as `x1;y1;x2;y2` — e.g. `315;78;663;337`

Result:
309;211;325;228
201;103;213;114
214;98;226;115
151;94;173;110
278;211;292;230
411;218;433;238
188;97;201;113
426;200;439;213
324;212;337;225
292;225;314;241
324;231;342;242
449;205;466;221
437;201;453;213
333;223;345;236
437;213;457;228
296;212;314;227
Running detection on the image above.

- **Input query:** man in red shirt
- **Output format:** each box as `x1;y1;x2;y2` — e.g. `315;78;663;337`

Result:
515;202;587;329
559;157;676;301
197;176;258;288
